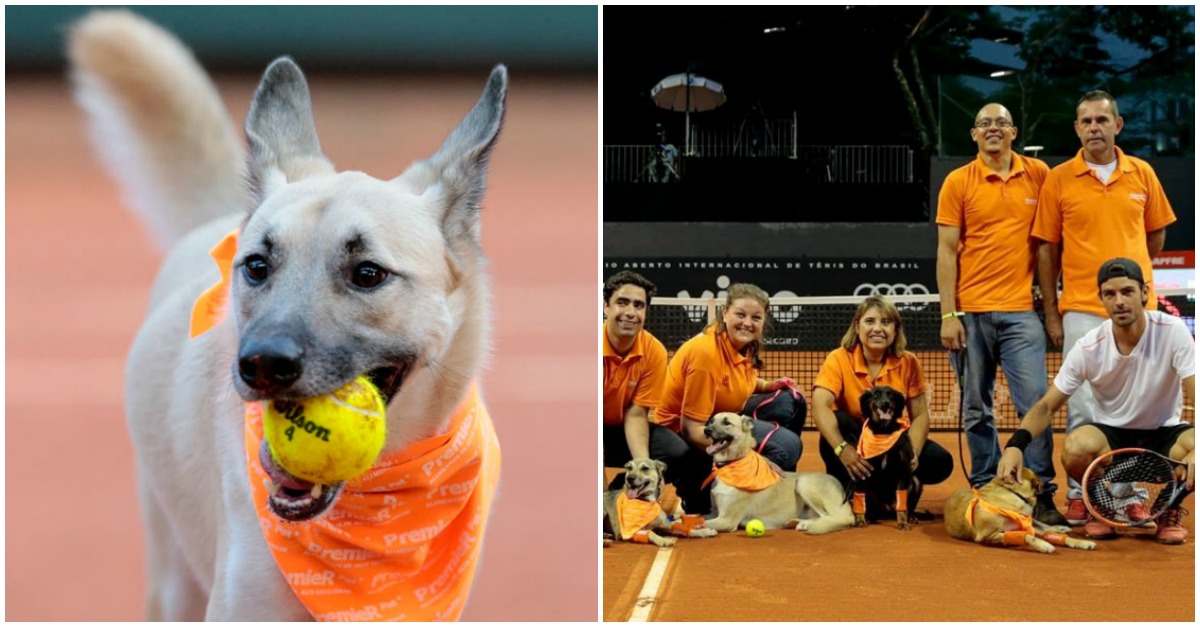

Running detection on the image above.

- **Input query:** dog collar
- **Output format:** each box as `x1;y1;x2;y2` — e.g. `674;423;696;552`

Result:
246;382;501;621
616;493;663;540
856;418;911;459
965;488;1033;534
701;450;780;491
190;229;240;338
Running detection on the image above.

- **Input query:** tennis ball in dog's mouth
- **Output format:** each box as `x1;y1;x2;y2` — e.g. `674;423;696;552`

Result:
745;519;766;537
262;375;386;485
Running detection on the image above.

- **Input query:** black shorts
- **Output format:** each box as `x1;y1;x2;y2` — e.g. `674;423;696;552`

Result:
1089;423;1194;458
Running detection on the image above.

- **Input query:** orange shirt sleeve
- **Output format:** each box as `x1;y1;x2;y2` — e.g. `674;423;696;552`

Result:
1031;169;1063;244
813;349;846;401
1141;164;1177;233
904;353;927;398
679;349;718;421
631;338;667;410
935;167;966;228
1029;158;1050;185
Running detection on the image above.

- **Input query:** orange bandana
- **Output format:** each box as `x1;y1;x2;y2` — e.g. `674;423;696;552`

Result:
965;489;1034;534
615;493;663;540
856;417;911;459
701;451;781;491
246;385;500;621
190;229;240;338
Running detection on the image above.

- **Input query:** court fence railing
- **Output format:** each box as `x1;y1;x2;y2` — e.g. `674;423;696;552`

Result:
643;288;1195;431
602;143;914;184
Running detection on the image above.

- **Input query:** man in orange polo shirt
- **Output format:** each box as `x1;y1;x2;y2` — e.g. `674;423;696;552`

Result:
602;271;688;488
936;102;1065;526
1032;90;1177;523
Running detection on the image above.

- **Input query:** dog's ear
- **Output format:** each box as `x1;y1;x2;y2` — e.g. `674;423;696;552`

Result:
653;460;667;476
890;389;906;418
741;415;754;432
859;389;874;419
395;65;506;256
244;57;335;200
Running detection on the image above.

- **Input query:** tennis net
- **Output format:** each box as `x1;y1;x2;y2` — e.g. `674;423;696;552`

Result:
644;289;1195;430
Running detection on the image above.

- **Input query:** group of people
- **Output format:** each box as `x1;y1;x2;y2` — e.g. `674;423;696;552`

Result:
604;90;1193;544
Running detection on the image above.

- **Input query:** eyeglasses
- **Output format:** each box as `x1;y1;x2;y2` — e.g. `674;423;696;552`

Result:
974;118;1013;129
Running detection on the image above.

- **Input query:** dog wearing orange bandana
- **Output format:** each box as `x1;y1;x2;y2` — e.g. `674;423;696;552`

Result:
852;386;916;530
944;468;1096;553
603;459;717;547
704;413;853;534
70;10;506;620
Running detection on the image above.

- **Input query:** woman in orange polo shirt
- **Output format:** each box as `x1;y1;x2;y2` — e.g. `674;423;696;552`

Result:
812;295;953;513
654;283;805;514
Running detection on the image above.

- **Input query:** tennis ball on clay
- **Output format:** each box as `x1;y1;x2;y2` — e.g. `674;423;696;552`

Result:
745;519;766;537
262;375;386;484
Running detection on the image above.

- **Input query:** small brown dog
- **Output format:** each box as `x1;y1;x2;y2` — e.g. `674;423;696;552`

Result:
944;468;1096;553
602;459;716;547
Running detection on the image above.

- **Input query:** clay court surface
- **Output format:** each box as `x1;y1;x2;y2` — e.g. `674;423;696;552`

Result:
605;431;1194;622
7;74;597;620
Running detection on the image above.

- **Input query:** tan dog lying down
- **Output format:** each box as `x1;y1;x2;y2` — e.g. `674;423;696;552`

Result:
704;413;853;534
944;468;1096;554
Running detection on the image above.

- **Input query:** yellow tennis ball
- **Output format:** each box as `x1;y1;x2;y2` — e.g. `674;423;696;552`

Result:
745;519;765;537
262;375;386;484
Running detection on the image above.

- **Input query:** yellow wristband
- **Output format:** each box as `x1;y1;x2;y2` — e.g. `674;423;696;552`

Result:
834;441;848;456
941;311;964;320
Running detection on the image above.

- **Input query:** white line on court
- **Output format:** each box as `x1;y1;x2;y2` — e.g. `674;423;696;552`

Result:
627;546;673;622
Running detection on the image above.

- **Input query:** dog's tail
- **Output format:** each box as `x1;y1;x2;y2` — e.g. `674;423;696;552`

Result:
68;10;250;251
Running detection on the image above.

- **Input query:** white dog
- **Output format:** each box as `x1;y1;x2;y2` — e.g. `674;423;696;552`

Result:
70;10;505;620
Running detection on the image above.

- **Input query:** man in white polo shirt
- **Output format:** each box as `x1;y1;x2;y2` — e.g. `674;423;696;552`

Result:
997;258;1195;544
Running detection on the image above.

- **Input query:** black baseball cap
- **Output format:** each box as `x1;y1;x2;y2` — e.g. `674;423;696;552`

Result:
1097;257;1146;287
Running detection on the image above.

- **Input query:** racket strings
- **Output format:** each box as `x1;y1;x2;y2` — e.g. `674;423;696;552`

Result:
1085;453;1175;524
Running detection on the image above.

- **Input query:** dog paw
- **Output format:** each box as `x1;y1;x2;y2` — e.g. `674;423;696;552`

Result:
897;522;911;531
853;519;868;528
691;528;718;538
784;519;801;530
1073;540;1097;551
1034;543;1056;554
603;538;613;548
793;520;810;532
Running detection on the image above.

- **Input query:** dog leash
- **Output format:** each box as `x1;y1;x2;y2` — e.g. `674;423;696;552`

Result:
749;383;800;455
952;344;971;485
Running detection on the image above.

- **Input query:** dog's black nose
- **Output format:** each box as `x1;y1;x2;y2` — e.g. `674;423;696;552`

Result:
238;338;303;394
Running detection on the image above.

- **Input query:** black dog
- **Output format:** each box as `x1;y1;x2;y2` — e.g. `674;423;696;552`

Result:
852;386;916;530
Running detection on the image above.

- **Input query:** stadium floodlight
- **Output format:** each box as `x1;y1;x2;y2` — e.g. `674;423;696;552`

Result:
990;70;1016;78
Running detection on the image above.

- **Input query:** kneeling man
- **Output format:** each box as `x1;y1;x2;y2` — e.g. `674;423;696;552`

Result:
998;258;1194;544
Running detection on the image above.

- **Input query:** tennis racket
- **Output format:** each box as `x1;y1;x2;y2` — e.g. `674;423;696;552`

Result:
1081;448;1192;528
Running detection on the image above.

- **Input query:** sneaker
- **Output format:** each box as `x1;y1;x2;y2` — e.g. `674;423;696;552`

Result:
1064;498;1088;526
1124;502;1152;524
1084;515;1117;540
1155;508;1189;545
1033;492;1069;527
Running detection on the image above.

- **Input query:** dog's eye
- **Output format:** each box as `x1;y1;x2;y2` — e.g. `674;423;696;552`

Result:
243;255;269;285
350;262;389;289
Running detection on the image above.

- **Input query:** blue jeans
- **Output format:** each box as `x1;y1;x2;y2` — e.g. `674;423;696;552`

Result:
1062;311;1106;500
952;311;1056;494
